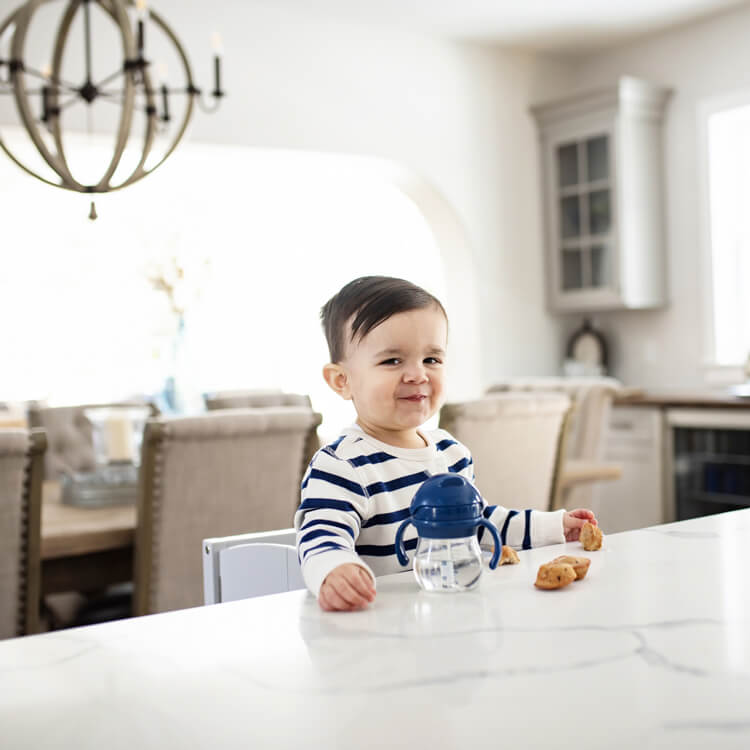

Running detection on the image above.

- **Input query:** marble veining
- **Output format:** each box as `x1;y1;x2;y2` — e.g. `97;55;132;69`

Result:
2;510;750;749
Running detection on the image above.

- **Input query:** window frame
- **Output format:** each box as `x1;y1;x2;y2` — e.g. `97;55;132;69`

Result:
697;88;750;379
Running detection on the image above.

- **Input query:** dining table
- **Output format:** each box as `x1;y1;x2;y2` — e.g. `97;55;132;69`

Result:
40;480;137;595
3;508;750;749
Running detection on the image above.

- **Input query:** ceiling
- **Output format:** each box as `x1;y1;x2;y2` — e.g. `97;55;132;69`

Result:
257;0;748;54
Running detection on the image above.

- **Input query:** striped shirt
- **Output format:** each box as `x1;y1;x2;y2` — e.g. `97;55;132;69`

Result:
295;424;565;597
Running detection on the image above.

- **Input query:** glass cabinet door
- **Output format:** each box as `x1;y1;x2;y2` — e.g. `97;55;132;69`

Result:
554;134;613;293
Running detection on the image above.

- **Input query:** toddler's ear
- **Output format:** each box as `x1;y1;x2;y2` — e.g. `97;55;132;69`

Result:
323;363;352;400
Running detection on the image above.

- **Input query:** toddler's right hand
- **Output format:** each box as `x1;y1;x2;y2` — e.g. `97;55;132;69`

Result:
319;563;376;612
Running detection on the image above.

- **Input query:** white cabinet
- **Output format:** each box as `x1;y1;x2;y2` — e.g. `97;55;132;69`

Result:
531;77;672;312
591;405;666;533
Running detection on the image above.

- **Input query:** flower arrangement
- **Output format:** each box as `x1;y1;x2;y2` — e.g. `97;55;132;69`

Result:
145;252;211;319
143;249;211;412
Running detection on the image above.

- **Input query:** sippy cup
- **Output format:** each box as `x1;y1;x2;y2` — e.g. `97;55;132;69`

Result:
394;473;501;592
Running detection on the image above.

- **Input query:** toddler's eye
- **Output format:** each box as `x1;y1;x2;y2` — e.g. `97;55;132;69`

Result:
380;358;401;365
424;357;442;365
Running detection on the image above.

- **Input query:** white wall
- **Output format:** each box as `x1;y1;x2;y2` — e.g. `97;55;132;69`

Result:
0;0;572;399
558;4;750;388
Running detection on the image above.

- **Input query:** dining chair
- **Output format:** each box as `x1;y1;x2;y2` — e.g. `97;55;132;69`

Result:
438;392;572;511
134;406;321;615
202;528;303;605
0;428;46;638
203;389;320;475
486;377;623;509
27;400;159;480
203;389;312;410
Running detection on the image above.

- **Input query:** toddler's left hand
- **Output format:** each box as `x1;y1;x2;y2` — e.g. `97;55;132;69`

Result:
563;508;598;542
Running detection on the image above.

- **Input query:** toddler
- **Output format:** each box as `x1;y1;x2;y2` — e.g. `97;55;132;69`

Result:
295;276;597;611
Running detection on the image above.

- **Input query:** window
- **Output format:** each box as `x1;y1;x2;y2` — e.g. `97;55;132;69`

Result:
0;129;446;438
703;97;750;366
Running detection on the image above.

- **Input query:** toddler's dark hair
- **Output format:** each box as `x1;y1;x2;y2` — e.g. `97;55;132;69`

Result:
321;276;446;363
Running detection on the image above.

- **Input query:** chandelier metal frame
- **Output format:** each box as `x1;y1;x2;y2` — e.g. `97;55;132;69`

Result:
0;0;223;194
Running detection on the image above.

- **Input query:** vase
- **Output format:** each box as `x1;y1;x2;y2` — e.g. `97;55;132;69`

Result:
161;314;187;413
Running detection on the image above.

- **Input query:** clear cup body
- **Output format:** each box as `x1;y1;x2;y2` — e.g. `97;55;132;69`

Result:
412;535;483;592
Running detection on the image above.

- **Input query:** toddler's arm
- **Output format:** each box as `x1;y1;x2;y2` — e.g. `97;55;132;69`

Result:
484;505;566;549
295;448;375;601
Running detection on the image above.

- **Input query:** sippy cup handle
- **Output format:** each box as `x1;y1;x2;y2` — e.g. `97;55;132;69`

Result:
395;518;414;566
479;519;502;569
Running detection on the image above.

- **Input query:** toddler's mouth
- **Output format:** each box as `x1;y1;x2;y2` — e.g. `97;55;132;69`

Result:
401;394;427;402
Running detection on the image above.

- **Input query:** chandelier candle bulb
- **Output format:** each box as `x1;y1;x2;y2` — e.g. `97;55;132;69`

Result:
135;0;147;56
211;31;223;96
137;20;144;56
41;85;50;121
213;55;221;96
160;83;169;121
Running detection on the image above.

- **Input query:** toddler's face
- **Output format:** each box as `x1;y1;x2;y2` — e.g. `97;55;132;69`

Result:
336;305;447;446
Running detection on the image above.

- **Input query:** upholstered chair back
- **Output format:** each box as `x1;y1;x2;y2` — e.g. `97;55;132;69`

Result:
134;407;322;615
0;429;45;638
439;392;571;511
203;390;319;480
486;377;622;462
486;377;623;508
204;390;312;410
28;402;158;479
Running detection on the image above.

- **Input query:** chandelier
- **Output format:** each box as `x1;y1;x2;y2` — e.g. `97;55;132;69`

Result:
0;0;224;216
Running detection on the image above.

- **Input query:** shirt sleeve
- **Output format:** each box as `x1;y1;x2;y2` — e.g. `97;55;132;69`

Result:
295;449;376;598
483;506;566;550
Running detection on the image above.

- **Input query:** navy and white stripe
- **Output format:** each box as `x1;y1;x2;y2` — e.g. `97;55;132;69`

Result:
294;425;563;596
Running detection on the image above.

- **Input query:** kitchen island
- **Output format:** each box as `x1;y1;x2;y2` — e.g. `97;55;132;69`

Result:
2;510;750;749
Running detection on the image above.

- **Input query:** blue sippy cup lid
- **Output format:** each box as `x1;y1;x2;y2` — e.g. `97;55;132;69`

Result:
409;473;484;539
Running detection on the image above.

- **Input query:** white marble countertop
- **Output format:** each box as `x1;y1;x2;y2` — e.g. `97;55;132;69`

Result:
3;510;750;749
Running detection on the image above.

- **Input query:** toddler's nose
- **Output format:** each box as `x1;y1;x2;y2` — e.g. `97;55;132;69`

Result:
403;362;428;383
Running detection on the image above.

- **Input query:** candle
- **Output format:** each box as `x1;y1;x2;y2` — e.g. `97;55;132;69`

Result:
137;20;144;56
40;65;57;122
211;31;223;95
41;65;52;122
154;62;170;122
41;85;50;121
213;56;221;95
155;60;167;86
160;83;170;121
135;0;147;57
105;415;133;463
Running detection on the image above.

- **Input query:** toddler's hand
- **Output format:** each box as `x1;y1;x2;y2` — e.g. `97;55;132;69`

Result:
563;508;598;542
319;563;376;612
